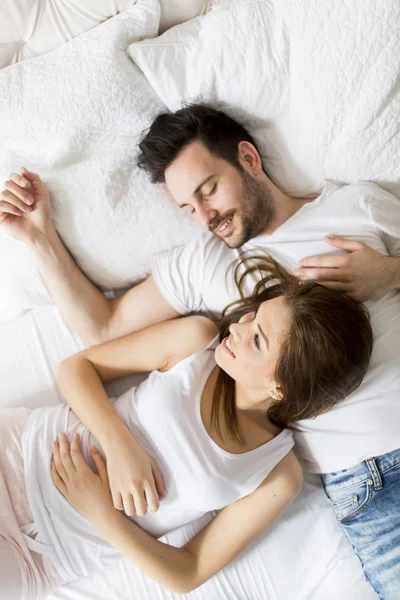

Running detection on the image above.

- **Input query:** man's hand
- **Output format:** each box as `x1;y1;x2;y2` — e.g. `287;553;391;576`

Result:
294;235;399;302
0;167;53;244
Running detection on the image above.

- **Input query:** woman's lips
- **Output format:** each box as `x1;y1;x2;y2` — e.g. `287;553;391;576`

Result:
222;334;236;358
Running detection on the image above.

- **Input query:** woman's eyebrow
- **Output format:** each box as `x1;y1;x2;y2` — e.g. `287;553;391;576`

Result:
257;323;269;349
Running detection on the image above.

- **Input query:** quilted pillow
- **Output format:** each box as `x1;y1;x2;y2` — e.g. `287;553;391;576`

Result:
129;0;400;199
128;0;324;195
0;0;199;322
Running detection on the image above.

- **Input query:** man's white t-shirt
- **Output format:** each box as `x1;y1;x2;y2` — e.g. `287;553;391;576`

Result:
151;181;400;474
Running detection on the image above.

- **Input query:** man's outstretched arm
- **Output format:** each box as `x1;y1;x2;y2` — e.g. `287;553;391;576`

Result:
1;168;179;346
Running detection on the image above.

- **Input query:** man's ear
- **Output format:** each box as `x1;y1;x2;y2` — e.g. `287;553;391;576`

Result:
237;141;263;176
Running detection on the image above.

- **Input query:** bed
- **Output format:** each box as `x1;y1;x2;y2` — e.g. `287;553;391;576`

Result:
1;0;399;598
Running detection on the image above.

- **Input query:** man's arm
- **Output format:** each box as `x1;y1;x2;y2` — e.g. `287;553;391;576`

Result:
1;169;180;345
31;230;179;345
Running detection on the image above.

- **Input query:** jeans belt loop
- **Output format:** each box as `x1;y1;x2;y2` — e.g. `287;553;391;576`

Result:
366;457;383;491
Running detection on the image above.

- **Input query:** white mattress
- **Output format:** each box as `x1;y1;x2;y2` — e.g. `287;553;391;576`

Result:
0;306;377;599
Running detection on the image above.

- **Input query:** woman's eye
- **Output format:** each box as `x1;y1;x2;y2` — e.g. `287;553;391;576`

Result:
253;332;260;350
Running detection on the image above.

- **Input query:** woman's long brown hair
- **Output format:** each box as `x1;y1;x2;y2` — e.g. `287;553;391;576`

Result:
211;252;373;443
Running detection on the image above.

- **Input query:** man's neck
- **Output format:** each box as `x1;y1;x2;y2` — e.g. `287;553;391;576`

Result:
261;179;318;236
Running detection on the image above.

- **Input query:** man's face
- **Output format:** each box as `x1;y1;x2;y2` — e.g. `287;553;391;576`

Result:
164;141;274;248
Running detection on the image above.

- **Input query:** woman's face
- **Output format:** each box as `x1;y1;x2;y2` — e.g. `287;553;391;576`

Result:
215;297;292;404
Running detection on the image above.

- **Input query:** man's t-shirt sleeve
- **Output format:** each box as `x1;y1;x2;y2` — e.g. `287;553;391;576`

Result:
150;234;208;315
367;184;400;256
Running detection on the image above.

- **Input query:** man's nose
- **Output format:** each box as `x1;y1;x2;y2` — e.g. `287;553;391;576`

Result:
197;203;218;229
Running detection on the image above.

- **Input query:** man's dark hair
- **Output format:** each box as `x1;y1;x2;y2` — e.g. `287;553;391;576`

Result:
137;104;261;184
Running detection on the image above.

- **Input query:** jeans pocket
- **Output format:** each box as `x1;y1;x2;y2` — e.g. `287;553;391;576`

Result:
330;479;374;524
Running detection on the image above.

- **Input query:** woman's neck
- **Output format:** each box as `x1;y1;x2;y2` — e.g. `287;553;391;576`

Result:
202;368;281;454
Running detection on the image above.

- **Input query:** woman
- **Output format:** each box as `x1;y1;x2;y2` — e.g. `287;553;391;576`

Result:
0;256;373;599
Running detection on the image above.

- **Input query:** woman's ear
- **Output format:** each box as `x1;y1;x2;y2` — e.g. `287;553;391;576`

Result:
269;385;284;401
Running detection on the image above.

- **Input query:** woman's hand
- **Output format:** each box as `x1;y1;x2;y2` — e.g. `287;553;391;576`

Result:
51;433;115;524
104;432;166;517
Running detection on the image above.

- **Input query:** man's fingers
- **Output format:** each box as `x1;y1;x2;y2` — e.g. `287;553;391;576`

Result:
151;461;166;498
0;199;25;216
298;253;346;269
144;482;160;513
0;212;12;225
316;280;361;300
3;181;34;205
8;172;32;190
51;461;67;495
20;166;41;183
325;235;365;252
315;280;351;291
295;267;350;282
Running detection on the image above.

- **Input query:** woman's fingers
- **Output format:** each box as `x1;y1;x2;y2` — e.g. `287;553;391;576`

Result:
151;460;167;498
122;492;136;517
69;433;91;473
144;481;160;513
132;487;147;517
51;461;67;495
90;446;109;483
3;180;34;205
52;440;69;482
111;490;124;511
58;432;77;476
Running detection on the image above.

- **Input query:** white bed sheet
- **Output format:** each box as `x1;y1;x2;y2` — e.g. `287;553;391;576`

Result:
0;306;378;599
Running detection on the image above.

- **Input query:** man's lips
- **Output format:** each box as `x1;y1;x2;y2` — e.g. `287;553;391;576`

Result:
211;213;235;235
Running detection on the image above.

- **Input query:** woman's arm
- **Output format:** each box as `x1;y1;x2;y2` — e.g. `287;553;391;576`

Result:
57;315;218;514
57;314;217;449
52;435;303;594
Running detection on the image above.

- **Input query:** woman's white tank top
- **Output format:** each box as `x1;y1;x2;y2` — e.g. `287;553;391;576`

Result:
22;338;294;582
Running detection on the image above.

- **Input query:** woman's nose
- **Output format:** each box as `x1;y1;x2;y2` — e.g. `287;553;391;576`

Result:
229;322;243;342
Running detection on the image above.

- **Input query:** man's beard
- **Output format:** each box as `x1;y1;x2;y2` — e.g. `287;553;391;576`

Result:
212;170;274;248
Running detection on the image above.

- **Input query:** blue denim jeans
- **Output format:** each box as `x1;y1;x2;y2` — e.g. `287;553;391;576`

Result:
322;448;400;599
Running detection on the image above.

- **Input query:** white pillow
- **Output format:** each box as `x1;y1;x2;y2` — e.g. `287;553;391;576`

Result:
159;0;212;32
0;0;200;323
129;0;400;199
128;0;324;195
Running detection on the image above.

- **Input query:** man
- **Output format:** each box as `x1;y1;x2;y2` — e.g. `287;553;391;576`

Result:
1;105;400;598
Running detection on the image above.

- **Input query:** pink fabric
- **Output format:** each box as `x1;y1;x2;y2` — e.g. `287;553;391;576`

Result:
0;407;60;599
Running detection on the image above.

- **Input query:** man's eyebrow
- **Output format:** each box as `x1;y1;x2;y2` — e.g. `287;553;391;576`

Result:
257;323;269;349
178;174;216;209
